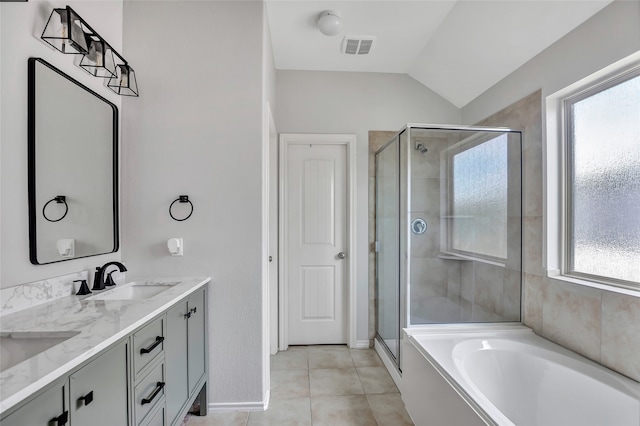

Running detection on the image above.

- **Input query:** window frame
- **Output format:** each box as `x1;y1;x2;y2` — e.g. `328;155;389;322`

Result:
561;66;640;290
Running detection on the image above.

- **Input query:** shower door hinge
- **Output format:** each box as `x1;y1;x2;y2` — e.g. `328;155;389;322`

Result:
374;241;380;252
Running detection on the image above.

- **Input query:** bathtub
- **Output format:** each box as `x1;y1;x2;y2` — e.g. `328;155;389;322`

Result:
401;326;640;426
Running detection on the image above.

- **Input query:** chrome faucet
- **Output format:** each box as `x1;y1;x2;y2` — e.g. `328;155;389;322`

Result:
92;261;128;291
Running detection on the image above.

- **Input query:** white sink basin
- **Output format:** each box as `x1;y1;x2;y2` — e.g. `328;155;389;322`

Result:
85;282;175;301
0;331;80;372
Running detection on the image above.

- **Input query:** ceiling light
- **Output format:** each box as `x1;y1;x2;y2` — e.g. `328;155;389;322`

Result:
317;11;343;37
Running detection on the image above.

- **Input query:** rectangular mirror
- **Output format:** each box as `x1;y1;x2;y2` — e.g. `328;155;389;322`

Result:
28;57;119;264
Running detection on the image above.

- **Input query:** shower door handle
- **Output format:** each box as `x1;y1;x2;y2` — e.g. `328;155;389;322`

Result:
337;252;346;260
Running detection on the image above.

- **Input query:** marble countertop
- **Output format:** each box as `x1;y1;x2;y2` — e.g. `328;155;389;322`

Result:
0;276;210;415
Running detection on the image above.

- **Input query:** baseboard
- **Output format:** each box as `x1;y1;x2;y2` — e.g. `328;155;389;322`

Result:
352;339;371;349
208;396;268;412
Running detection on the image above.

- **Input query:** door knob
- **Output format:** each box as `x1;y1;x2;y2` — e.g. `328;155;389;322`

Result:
337;252;346;259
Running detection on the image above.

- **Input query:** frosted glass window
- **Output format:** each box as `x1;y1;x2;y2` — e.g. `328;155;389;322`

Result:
451;134;508;259
567;72;640;285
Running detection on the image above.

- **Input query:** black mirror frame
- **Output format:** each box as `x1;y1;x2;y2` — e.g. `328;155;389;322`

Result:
27;57;119;265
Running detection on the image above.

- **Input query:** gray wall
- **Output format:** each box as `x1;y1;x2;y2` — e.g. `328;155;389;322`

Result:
462;0;640;124
0;1;123;289
463;1;640;382
121;1;270;405
276;70;461;341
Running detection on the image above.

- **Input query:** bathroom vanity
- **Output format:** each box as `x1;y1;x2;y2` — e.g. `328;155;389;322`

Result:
0;276;209;426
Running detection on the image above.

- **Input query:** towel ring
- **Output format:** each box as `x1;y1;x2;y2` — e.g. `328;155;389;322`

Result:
169;195;193;222
43;195;68;222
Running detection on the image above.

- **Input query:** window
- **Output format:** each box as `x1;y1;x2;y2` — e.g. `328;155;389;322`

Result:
445;133;509;262
563;69;640;287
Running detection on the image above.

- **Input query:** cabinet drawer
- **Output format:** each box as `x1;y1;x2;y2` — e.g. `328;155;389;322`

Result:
142;404;165;426
133;317;164;375
135;361;165;424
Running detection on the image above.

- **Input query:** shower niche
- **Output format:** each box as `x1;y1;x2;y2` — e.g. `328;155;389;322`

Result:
374;125;522;363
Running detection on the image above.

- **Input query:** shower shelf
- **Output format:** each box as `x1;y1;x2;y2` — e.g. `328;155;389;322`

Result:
437;255;473;261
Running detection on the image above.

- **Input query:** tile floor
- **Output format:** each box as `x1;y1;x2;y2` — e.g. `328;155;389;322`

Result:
185;345;414;425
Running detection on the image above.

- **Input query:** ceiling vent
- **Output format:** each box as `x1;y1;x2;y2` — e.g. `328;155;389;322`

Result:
341;36;376;55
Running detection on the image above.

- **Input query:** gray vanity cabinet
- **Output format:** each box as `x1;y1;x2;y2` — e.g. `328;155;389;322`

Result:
69;340;129;426
0;341;128;426
187;290;206;396
0;283;208;426
0;379;68;426
165;289;206;426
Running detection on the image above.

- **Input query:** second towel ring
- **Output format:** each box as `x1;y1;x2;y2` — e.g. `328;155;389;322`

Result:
43;195;68;222
169;195;193;221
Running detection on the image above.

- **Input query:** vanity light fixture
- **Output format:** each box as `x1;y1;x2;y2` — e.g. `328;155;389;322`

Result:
41;7;88;54
41;6;139;97
107;64;139;97
80;37;117;78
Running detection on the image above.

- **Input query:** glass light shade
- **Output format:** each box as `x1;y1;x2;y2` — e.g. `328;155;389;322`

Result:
317;11;343;36
41;8;88;54
107;64;139;97
80;38;116;78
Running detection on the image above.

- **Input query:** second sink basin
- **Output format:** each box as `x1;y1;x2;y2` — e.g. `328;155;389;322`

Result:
86;282;175;301
0;331;80;372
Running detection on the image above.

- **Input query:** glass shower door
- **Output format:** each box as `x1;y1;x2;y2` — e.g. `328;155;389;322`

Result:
375;137;400;360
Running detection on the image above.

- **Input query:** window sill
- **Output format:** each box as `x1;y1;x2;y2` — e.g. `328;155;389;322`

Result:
546;270;640;298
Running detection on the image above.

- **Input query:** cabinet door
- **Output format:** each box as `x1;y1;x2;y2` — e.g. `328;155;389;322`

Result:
187;289;206;395
165;300;188;426
69;340;128;426
0;379;67;426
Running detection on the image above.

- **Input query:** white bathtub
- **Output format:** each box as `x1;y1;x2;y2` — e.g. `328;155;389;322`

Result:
402;326;640;426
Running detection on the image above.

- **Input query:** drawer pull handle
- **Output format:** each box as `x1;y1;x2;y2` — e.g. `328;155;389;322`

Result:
78;391;94;406
140;336;164;355
141;382;165;405
51;410;69;425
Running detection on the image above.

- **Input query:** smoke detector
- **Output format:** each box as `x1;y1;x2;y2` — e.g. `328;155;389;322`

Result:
341;36;377;55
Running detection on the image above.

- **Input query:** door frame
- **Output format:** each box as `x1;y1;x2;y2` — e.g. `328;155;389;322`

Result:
279;133;357;350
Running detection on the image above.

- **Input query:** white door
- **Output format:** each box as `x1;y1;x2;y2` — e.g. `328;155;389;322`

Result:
285;141;348;345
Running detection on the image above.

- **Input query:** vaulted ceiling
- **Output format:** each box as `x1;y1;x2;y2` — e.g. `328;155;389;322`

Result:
266;0;612;107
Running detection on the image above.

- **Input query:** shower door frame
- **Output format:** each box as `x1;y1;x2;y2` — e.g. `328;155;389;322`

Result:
374;133;404;365
374;123;523;372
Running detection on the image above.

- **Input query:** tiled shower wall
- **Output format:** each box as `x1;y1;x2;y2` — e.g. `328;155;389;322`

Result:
476;90;640;382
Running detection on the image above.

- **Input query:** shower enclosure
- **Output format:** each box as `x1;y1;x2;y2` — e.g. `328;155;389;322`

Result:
375;124;522;366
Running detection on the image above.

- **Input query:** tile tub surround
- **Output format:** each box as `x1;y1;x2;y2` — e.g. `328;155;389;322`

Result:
0;271;90;317
185;346;413;426
476;90;640;383
0;276;210;414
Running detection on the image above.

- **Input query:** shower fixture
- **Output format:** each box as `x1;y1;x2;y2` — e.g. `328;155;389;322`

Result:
415;142;428;153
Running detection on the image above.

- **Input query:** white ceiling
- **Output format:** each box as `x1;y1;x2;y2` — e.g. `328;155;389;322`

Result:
266;0;612;107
